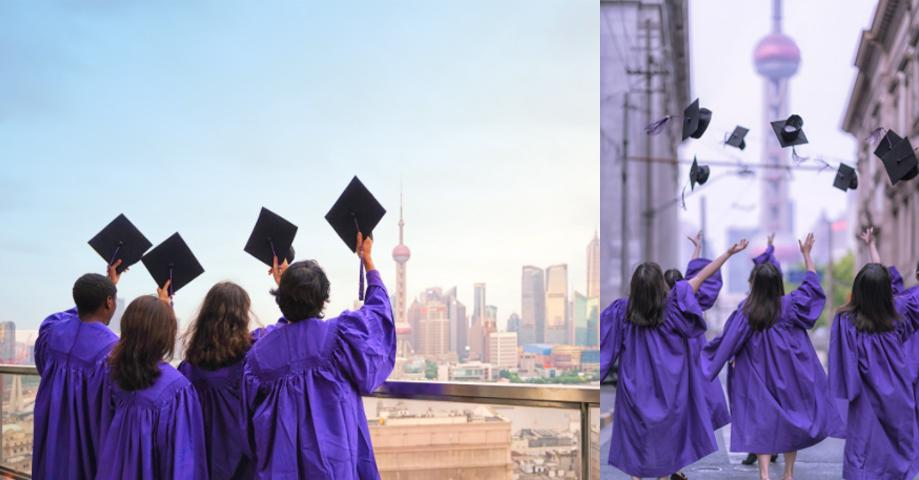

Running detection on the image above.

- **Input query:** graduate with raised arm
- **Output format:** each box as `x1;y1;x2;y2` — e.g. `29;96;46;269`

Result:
702;233;844;480
244;232;396;479
32;261;123;480
603;239;748;480
828;227;919;480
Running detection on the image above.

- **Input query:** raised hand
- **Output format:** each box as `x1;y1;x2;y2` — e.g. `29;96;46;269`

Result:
156;280;172;305
767;233;775;247
798;232;816;256
357;232;375;271
107;259;126;285
858;227;874;246
269;256;289;286
727;239;749;256
688;231;703;259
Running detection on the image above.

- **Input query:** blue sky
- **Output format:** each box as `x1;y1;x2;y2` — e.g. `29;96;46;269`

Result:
0;1;598;331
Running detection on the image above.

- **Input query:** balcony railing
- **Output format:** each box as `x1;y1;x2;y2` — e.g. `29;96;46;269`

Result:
0;365;600;479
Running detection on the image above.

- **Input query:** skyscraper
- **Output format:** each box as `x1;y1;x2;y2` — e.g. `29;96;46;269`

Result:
544;264;568;345
408;288;450;359
392;189;413;360
755;0;800;238
520;266;546;346
0;322;15;363
586;231;600;299
444;287;467;358
468;282;488;361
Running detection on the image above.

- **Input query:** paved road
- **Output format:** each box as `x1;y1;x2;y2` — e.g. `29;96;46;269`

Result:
600;384;892;480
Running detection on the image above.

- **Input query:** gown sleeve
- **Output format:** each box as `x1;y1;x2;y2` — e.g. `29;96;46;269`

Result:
686;258;723;311
34;307;78;374
753;244;783;278
156;383;208;480
666;280;707;338
893;285;919;340
701;307;751;382
889;266;905;296
786;271;826;330
828;313;861;400
600;299;627;381
331;269;396;395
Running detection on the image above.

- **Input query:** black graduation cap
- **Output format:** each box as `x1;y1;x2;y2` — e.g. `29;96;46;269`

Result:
141;233;204;296
244;207;298;267
689;157;710;190
770;114;808;148
682;99;712;141
833;163;858;191
879;134;919;185
325;176;386;300
726;126;748;150
873;130;902;159
88;214;152;273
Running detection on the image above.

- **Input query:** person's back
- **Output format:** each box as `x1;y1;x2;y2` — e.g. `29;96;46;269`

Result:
33;273;120;480
245;238;395;479
97;295;207;480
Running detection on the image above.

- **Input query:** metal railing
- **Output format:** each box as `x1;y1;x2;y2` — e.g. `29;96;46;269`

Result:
0;365;599;479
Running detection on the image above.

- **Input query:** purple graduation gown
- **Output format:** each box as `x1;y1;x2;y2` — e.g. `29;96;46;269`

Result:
177;327;278;480
603;280;717;478
702;267;845;453
32;307;118;480
829;266;919;480
685;258;730;430
97;362;208;480
243;269;396;479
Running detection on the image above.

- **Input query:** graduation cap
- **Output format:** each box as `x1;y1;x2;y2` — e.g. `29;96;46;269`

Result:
770;114;808;148
88;214;152;273
325;176;386;300
878;133;919;185
682;99;712;141
833;163;858;191
725;126;748;150
873;130;902;159
244;207;298;267
689;157;710;190
141;233;204;296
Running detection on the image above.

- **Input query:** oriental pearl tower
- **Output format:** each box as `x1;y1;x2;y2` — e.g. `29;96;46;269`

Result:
392;189;413;361
755;0;800;245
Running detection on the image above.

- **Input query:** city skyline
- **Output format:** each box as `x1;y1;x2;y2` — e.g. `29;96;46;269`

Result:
0;1;599;331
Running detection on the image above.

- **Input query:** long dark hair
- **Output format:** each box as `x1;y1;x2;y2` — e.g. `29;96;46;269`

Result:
627;262;669;327
109;296;177;391
184;282;252;370
838;263;899;333
743;263;785;331
664;268;684;289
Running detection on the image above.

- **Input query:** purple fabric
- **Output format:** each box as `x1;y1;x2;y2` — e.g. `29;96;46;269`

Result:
603;281;717;477
32;308;119;480
243;269;395;479
753;244;783;278
684;258;730;430
829;288;919;480
176;327;279;479
97;362;208;480
702;271;844;453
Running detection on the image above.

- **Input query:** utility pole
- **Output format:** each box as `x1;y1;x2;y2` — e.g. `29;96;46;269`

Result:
826;217;834;313
621;93;630;297
701;196;708;258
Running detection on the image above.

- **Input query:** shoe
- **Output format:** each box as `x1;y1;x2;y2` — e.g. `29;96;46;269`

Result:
671;473;688;480
742;453;757;465
771;454;778;463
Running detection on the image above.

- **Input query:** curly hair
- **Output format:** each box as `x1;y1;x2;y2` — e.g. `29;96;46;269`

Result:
184;282;253;370
109;296;177;391
270;260;330;322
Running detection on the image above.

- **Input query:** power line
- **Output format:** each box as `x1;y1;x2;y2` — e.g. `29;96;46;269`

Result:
626;155;837;172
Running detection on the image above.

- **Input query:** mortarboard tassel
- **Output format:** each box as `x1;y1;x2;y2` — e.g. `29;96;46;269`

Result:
791;147;809;165
352;215;365;302
680;184;688;211
109;241;124;267
645;116;671;136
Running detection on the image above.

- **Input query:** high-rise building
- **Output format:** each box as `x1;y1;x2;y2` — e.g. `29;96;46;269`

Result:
544;264;568;345
601;1;690;304
572;291;588;346
519;266;546;346
587;231;600;299
444;287;467;358
0;322;15;363
586;295;600;347
488;331;517;371
842;0;919;278
506;313;520;334
407;289;450;359
755;0;800;240
392;189;414;361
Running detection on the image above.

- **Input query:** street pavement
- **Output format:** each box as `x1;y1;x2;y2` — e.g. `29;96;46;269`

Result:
599;385;919;480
